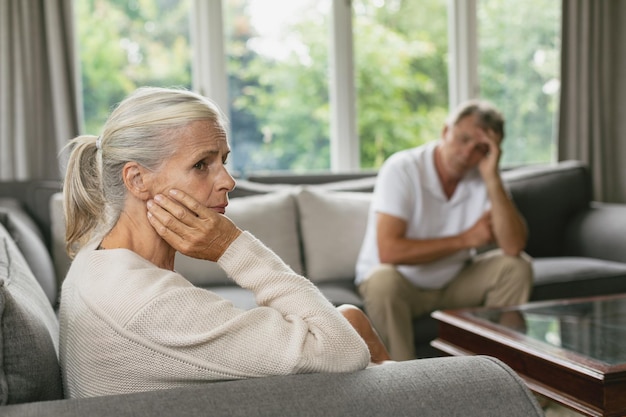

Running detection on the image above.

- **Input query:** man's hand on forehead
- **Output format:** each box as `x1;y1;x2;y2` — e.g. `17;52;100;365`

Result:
475;125;502;146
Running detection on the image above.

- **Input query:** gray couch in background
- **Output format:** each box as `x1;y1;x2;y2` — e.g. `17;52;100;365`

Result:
3;160;626;359
0;182;544;415
179;160;626;357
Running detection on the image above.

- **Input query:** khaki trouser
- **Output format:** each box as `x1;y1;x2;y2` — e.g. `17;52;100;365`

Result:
357;249;533;361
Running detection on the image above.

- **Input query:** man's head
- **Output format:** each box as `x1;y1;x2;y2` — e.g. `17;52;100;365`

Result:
437;99;505;178
445;99;505;140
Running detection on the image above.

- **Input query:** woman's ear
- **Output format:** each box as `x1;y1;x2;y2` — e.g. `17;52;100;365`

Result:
122;162;151;201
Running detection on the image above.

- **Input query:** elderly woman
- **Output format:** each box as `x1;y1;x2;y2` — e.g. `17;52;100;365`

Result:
59;87;389;398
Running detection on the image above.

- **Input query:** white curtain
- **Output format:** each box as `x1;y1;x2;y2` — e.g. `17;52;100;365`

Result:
0;0;81;180
558;0;626;203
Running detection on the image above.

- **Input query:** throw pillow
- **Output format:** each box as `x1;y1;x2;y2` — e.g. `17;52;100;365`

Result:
0;222;63;404
0;198;58;306
296;188;372;283
175;190;303;287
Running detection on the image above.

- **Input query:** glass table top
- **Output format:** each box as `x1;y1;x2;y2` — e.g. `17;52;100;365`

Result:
467;296;626;365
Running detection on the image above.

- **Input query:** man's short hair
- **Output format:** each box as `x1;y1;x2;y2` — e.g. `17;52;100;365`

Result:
446;99;505;140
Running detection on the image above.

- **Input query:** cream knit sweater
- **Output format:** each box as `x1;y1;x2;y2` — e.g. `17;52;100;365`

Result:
59;232;370;398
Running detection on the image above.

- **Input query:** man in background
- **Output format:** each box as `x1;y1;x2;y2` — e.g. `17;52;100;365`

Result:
355;99;533;360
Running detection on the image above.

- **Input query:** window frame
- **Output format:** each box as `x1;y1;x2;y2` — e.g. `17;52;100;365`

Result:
191;0;480;172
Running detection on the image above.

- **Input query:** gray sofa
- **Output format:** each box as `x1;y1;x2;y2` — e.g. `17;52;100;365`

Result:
4;161;626;350
0;184;545;415
168;160;626;358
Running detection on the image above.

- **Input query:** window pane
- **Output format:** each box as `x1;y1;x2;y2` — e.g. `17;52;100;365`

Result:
75;0;192;134
478;0;561;166
224;0;331;174
354;0;449;169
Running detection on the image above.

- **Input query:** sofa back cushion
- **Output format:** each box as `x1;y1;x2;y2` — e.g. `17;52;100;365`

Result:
296;188;371;283
49;193;71;289
175;190;303;287
503;160;592;258
0;222;63;404
0;199;58;307
50;190;304;290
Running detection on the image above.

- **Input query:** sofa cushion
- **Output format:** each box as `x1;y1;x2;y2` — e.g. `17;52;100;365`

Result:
296;188;371;283
49;193;71;288
312;176;377;192
0;223;63;404
564;202;626;262
175;191;303;287
503;160;591;258
531;257;626;301
0;199;57;306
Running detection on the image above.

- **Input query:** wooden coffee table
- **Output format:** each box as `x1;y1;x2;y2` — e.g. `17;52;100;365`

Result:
431;294;626;417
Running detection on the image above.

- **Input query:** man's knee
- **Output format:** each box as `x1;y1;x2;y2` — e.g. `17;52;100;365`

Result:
499;252;533;287
488;252;534;305
480;250;532;283
358;264;408;304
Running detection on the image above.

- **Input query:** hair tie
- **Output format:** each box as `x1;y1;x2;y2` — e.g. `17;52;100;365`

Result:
95;136;102;150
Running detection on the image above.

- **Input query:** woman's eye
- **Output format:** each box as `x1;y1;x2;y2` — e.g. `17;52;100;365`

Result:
193;161;207;170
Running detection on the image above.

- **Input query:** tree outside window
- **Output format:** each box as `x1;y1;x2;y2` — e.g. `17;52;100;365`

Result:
75;0;560;173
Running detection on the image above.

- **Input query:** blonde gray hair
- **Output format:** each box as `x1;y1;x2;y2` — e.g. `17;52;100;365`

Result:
63;87;227;257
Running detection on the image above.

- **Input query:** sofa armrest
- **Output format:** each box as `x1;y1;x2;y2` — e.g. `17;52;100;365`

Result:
4;356;542;417
563;202;626;262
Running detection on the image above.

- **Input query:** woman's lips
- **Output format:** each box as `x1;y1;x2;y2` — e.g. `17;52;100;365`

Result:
211;205;227;214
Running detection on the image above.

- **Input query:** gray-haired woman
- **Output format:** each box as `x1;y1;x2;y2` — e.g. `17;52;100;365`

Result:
59;87;389;399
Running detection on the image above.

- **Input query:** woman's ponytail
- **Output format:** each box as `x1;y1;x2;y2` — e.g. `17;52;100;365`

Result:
63;135;105;257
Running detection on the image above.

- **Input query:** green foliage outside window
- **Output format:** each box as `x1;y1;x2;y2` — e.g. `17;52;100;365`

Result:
354;0;450;169
479;0;561;166
76;0;191;134
76;0;559;173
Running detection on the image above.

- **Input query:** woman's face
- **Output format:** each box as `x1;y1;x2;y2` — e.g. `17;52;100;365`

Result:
147;120;236;214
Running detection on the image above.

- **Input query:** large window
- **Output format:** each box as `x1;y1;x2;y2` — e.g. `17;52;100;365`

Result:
354;0;449;169
478;0;561;166
75;0;192;134
75;0;561;173
224;0;332;174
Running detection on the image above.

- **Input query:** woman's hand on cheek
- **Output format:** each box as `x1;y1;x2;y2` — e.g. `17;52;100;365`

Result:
146;189;242;262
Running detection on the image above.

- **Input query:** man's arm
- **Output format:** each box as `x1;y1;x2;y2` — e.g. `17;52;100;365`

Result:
483;176;527;256
376;211;494;265
477;130;528;256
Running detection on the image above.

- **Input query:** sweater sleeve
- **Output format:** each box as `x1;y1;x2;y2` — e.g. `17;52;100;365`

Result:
126;232;370;378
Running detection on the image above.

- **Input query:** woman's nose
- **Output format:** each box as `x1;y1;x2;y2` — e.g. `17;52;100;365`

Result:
218;166;236;192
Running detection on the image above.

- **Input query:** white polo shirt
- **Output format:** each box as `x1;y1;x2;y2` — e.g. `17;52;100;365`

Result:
355;141;490;289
